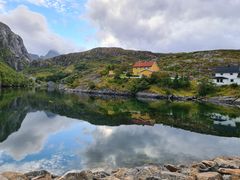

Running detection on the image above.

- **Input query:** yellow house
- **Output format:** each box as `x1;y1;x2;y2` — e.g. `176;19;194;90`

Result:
132;61;160;77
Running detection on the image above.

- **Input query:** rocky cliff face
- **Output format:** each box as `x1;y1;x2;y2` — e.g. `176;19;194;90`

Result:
0;22;30;70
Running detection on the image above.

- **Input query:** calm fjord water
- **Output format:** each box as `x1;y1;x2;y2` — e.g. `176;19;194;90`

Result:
0;89;239;174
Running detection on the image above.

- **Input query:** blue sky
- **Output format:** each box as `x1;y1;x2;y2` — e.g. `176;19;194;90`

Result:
1;0;240;55
1;0;97;54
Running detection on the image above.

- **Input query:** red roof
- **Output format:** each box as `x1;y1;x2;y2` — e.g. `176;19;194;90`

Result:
133;61;155;68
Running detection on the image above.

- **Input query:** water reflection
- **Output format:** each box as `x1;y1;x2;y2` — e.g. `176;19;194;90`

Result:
0;112;74;160
0;89;239;174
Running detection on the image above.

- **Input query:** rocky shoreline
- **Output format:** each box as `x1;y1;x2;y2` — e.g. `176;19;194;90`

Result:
1;156;240;180
61;87;240;107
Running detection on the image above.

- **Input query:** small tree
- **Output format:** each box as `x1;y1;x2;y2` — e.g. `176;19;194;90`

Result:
197;79;216;97
88;82;96;90
129;78;150;94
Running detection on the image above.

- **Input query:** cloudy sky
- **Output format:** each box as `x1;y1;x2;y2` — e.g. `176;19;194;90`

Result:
0;0;240;55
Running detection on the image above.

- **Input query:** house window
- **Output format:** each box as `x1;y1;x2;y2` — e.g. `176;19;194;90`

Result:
230;73;233;75
220;73;223;75
231;79;234;82
217;79;223;83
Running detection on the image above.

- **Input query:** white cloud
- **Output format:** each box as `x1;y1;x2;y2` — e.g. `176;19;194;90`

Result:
27;0;46;6
0;5;78;54
26;0;79;14
86;0;240;52
0;111;75;161
0;0;6;11
82;124;240;169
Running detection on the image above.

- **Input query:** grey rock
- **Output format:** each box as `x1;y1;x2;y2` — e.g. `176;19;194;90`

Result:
164;164;180;172
24;170;51;179
93;171;110;179
58;170;94;180
0;22;30;70
159;171;190;180
214;157;240;169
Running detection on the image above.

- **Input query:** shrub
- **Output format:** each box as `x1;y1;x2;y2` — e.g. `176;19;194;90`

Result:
45;72;70;82
197;79;216;96
75;63;87;71
150;72;190;89
230;83;239;88
129;78;150;94
100;69;108;76
88;82;96;90
172;75;190;89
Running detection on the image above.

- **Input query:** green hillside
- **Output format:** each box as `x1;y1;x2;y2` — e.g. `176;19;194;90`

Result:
0;60;30;87
27;48;240;97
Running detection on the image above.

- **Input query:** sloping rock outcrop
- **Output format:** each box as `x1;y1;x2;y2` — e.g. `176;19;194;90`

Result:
0;22;30;70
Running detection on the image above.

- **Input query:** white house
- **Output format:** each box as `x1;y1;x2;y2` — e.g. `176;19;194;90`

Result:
212;65;240;86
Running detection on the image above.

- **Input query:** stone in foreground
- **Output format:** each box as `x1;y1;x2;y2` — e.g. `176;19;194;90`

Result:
196;172;223;180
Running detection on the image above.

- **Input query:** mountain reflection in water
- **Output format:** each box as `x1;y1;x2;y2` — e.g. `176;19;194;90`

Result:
0;89;239;174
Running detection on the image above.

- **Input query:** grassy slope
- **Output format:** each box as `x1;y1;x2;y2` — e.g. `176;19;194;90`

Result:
0;48;30;87
26;48;240;97
0;60;29;87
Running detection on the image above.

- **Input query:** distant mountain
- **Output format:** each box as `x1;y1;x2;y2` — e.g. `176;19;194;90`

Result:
29;53;40;61
0;22;30;70
42;50;60;59
31;47;159;67
30;50;60;61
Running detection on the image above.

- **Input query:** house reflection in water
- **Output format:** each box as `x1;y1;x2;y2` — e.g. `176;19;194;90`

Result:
209;113;240;128
131;112;155;126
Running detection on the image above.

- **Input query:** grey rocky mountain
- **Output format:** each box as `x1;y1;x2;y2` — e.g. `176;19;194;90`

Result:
42;50;60;59
29;53;40;61
30;50;60;61
0;22;31;71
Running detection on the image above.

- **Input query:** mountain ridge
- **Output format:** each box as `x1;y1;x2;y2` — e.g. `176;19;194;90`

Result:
30;50;60;61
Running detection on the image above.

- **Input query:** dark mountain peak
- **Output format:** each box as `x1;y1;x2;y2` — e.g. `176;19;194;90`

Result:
0;22;30;70
43;49;60;59
29;53;40;61
30;50;60;61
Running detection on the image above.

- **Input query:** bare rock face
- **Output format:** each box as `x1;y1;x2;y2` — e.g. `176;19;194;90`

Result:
0;22;30;70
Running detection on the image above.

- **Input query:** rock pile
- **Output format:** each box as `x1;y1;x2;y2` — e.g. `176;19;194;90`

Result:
1;157;239;180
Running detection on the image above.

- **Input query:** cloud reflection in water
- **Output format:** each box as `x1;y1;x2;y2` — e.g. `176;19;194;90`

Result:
0;111;240;174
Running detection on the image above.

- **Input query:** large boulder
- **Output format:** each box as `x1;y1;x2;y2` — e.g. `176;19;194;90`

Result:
58;170;94;180
218;168;240;176
196;172;223;180
24;170;55;179
214;157;240;169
